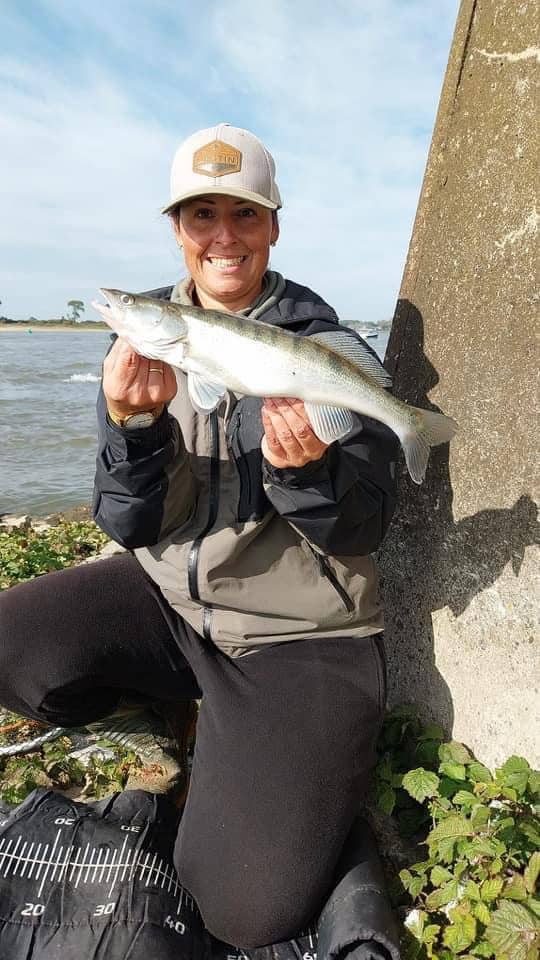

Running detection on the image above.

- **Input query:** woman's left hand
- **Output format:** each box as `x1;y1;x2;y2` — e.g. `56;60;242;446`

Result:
261;398;329;468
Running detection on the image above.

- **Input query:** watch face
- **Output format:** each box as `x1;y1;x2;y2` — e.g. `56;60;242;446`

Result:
123;412;157;429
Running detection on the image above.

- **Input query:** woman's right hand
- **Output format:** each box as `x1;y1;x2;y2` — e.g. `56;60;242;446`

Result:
103;337;178;422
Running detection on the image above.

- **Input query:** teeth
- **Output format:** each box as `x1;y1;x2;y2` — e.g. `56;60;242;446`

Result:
208;256;246;266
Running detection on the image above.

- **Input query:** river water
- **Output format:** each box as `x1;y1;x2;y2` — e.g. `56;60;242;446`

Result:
0;327;389;517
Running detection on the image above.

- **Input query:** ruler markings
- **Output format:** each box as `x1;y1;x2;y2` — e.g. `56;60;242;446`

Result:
75;842;90;889
50;843;64;884
6;837;22;878
99;845;110;884
106;847;118;885
92;846;104;884
12;840;28;877
20;841;36;879
120;846;132;883
27;842;42;880
38;830;61;897
109;836;128;898
58;844;74;884
68;846;81;882
84;846;97;885
145;852;158;888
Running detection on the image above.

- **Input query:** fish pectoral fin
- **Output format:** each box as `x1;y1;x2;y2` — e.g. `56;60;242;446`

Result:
187;372;227;413
304;403;354;444
310;330;392;388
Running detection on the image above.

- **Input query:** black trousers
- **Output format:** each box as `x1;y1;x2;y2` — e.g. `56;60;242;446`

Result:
0;553;387;948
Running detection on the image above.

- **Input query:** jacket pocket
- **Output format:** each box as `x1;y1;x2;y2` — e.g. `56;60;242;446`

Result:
304;540;355;614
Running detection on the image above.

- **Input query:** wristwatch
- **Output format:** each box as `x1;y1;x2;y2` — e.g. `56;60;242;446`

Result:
108;407;163;429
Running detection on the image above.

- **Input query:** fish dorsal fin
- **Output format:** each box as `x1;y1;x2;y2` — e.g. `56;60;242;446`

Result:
310;330;392;388
304;403;354;444
187;372;227;413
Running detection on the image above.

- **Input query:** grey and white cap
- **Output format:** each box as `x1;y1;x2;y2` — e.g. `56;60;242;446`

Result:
161;123;282;214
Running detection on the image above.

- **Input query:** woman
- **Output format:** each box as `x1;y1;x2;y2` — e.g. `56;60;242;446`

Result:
0;124;399;948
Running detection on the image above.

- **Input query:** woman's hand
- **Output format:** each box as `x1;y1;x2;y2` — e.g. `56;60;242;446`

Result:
261;397;329;469
103;337;177;421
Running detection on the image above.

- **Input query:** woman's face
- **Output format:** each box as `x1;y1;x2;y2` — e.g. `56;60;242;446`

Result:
174;194;279;312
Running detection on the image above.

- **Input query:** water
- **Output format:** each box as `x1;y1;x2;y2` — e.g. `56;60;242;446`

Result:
0;331;110;517
0;327;390;518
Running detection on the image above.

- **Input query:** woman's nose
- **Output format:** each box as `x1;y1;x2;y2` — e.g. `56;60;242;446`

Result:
214;217;238;244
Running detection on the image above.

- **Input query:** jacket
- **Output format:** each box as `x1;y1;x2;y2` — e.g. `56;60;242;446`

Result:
93;276;399;657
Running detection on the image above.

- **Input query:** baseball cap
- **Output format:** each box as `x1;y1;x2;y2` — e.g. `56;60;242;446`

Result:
161;123;282;214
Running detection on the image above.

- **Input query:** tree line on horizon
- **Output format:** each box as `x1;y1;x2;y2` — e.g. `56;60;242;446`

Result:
0;299;107;327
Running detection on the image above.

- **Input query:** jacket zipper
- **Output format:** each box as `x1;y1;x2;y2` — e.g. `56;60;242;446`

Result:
187;411;220;640
305;541;355;614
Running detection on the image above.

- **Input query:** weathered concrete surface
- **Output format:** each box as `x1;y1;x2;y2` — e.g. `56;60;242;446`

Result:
379;0;539;767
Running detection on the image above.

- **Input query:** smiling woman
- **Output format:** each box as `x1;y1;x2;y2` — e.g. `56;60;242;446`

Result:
0;123;400;955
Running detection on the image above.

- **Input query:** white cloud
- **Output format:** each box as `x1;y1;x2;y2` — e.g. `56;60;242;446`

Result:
0;0;459;321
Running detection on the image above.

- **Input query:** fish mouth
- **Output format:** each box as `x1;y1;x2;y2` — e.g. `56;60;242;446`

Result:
91;289;120;331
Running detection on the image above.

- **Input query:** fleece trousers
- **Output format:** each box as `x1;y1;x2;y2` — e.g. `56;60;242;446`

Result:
0;552;387;948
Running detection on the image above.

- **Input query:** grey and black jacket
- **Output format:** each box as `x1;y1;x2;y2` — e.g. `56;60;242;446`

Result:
93;275;399;657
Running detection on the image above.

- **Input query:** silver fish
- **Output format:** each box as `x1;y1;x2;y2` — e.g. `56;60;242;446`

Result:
92;289;458;484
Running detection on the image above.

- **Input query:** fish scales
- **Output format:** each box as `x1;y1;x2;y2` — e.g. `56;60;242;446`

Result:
92;289;458;484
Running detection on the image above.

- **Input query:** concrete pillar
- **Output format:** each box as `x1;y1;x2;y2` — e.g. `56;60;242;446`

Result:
379;0;539;767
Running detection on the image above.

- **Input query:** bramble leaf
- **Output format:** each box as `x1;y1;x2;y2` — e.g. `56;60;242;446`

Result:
525;853;540;895
428;815;472;845
439;741;473;765
402;767;440;803
481;878;504;901
443;911;477;952
473;901;492;926
468;762;493;784
431;865;454;887
486;900;539;960
440;761;467;781
426;879;459;910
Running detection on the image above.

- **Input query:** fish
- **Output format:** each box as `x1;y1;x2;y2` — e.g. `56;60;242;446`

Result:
92;289;458;484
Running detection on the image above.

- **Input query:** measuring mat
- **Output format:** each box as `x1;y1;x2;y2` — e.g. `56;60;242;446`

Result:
0;788;321;960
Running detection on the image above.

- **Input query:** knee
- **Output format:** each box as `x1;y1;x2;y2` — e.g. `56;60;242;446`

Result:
189;879;315;949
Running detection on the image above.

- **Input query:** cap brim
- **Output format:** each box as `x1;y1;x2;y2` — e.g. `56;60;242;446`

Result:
161;185;280;215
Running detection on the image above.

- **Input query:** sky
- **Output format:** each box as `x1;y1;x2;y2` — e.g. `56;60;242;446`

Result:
1;0;460;325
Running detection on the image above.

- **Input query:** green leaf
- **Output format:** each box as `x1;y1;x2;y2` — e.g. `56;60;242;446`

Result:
465;880;481;901
528;769;540;798
469;762;493;784
504;874;528;901
409;876;425;899
440;761;467;781
402;767;440;803
431;865;454;887
454;790;478;806
426;879;459;910
471;804;491;829
439;741;473;765
418;722;445;742
443;912;477;953
486;900;539;960
528;898;540;919
520;818;540;847
481;877;504;901
474;901;492;926
525;853;540;895
428;815;473;844
376;782;396;815
469;941;495;957
497;756;531;796
436;836;457;863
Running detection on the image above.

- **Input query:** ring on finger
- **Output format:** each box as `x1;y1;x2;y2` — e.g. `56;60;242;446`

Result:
149;367;164;375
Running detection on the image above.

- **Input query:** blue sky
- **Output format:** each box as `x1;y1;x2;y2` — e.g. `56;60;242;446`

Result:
1;0;459;324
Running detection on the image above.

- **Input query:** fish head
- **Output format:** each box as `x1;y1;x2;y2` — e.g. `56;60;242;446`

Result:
91;289;188;363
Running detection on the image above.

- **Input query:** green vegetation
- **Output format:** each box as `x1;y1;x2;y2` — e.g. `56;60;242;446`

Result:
0;520;110;590
374;707;539;959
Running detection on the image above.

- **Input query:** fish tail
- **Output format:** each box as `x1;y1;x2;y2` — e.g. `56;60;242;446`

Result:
401;408;458;484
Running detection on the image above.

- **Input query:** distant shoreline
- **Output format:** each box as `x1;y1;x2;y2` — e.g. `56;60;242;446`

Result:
0;324;108;333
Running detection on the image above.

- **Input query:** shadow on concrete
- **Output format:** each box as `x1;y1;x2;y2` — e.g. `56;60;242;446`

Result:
377;299;538;735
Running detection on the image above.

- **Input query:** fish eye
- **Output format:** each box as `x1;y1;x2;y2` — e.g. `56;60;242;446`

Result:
121;294;134;305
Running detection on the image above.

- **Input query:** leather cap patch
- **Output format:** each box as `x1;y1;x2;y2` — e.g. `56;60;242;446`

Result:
192;140;242;177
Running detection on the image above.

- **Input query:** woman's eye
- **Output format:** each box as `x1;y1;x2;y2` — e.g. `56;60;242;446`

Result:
194;208;214;219
237;207;256;218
